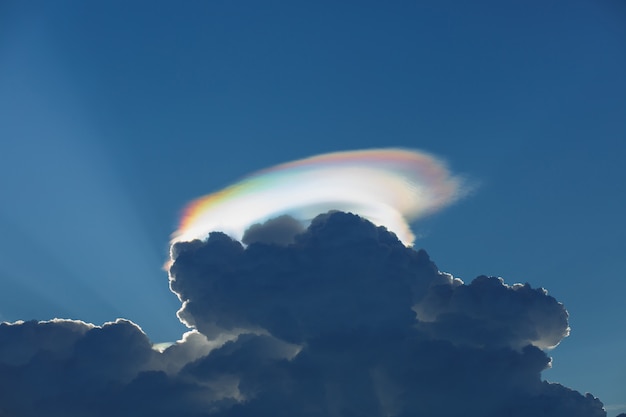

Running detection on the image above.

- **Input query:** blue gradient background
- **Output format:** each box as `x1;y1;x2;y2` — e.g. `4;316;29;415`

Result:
1;1;624;413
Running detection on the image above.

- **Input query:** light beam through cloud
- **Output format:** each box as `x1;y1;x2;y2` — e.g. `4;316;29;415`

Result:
172;148;465;246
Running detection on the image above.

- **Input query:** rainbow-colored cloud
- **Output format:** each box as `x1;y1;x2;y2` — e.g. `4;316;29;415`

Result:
172;148;464;246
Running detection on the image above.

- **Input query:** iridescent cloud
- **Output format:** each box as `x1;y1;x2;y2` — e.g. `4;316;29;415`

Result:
172;148;465;246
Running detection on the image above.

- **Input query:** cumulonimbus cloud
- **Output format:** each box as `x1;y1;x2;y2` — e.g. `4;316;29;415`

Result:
0;212;608;416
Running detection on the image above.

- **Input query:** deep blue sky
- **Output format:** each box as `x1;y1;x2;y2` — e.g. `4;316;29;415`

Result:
1;0;624;413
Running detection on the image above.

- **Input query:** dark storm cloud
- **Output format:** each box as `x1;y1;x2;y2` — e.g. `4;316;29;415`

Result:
0;319;158;417
414;275;570;350
241;214;304;246
0;212;608;416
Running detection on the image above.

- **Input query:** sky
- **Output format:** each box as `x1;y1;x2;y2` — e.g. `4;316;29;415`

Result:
0;0;625;415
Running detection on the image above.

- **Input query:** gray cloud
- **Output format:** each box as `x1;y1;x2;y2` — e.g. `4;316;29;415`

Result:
241;214;305;246
0;212;608;416
413;275;570;350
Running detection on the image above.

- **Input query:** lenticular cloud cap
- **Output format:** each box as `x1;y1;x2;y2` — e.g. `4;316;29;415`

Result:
172;148;464;246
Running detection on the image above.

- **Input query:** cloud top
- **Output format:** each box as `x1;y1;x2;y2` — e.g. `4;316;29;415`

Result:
171;149;464;246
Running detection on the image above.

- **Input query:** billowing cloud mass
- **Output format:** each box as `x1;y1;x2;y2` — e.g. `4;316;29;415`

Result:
171;148;465;246
0;212;609;416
